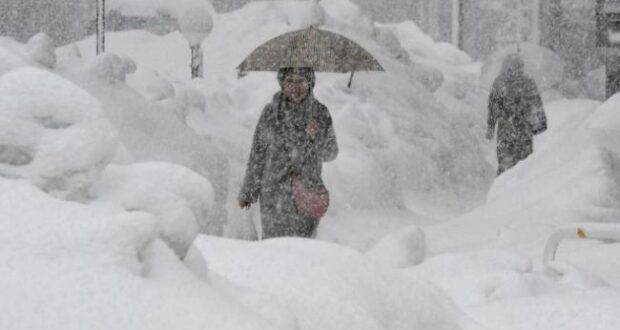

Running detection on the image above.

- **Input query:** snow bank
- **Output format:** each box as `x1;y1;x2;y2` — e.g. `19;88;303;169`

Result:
84;53;137;84
0;67;118;200
0;51;222;249
406;250;541;308
57;52;231;234
385;21;472;66
0;178;284;330
467;288;620;330
560;242;620;288
0;38;29;76
384;91;620;329
0;33;58;75
91;163;214;258
196;235;480;330
26;33;57;69
423;97;618;256
366;225;426;268
0;37;293;330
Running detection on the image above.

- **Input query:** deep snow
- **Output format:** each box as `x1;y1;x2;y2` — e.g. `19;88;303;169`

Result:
0;0;619;329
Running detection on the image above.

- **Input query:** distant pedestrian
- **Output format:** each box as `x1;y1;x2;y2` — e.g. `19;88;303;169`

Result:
486;54;547;175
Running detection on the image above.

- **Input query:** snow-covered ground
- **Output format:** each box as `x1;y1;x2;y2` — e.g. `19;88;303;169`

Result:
1;0;619;329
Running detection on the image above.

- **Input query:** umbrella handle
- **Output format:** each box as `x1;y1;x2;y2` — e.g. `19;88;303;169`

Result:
348;71;355;88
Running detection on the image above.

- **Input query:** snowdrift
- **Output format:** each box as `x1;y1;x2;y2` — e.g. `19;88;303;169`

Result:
0;67;117;200
0;178;283;330
0;33;288;330
424;98;620;257
196;236;481;330
2;0;619;329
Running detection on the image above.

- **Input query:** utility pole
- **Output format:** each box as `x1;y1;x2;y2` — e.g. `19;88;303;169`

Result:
452;0;464;49
96;0;105;55
531;0;541;44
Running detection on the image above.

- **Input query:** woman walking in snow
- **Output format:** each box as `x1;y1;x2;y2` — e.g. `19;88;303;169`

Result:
238;67;338;238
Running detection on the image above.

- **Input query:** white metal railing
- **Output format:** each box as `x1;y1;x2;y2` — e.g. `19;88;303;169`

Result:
543;223;620;273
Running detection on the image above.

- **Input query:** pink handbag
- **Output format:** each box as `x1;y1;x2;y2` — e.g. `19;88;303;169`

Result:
291;175;330;220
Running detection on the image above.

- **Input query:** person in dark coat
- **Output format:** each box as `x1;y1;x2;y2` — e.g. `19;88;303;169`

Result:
238;67;338;239
486;53;546;175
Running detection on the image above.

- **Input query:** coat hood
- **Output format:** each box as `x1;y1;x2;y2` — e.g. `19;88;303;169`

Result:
277;67;316;90
501;53;525;78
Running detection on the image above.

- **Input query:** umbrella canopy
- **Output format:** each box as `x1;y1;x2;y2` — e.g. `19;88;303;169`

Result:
238;26;384;73
480;42;565;92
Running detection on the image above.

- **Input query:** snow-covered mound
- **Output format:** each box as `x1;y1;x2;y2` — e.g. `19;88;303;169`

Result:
0;37;290;330
383;20;472;67
91;163;214;258
468;288;620;330
0;33;59;74
0;178;282;330
0;41;223;255
0;67;118;200
57;52;231;234
0;38;29;75
366;224;426;268
196;235;481;330
25;33;57;69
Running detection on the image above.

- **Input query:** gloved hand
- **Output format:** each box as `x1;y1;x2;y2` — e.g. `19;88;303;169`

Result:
238;200;251;209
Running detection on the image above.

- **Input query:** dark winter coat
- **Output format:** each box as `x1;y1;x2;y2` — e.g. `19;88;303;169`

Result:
239;91;338;238
488;55;545;175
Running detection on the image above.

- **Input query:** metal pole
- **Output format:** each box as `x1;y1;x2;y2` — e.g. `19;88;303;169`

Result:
96;0;105;55
606;46;610;99
458;0;465;49
531;0;541;44
190;44;203;79
451;0;460;47
605;47;620;99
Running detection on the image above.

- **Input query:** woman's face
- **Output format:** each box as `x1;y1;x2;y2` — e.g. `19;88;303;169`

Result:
282;74;310;104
